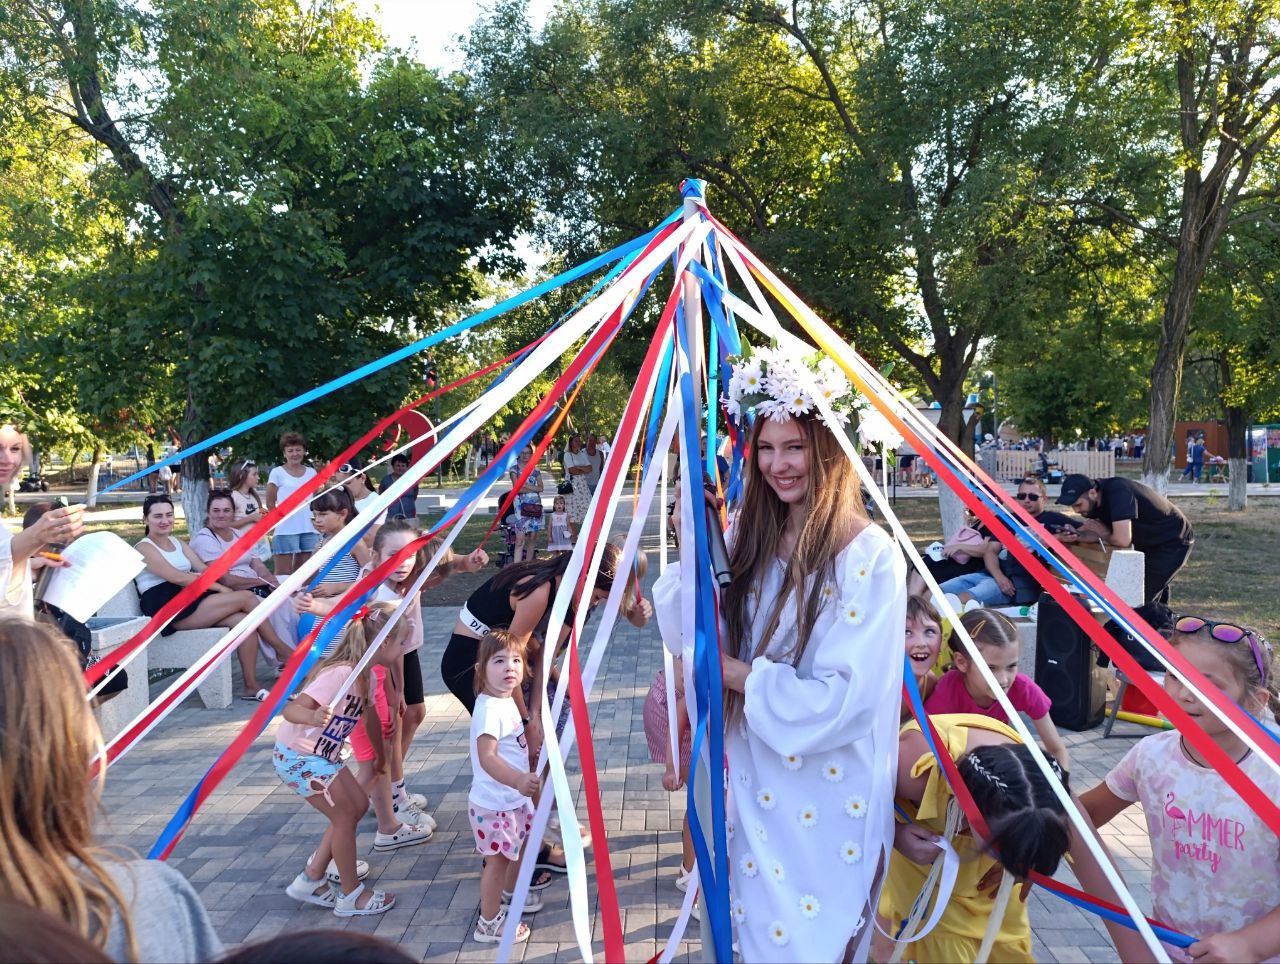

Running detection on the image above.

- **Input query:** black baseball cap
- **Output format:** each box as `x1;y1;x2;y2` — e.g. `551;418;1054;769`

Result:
1056;473;1094;505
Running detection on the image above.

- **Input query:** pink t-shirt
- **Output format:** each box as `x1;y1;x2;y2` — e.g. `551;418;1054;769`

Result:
275;664;366;763
923;669;1051;721
1106;730;1280;960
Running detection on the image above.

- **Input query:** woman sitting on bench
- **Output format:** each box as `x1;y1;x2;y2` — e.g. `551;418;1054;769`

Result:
135;494;293;701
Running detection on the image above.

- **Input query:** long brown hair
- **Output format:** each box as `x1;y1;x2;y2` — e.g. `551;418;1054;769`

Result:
0;619;135;956
722;413;866;720
300;602;403;695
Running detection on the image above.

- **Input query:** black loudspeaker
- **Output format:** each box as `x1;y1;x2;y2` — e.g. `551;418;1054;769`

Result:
1035;593;1109;731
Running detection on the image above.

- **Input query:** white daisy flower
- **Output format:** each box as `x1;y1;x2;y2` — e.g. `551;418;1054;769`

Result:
839;840;863;864
783;390;813;417
737;770;752;788
841;599;865;625
798;894;821;919
723;394;741;418
768;920;789;946
739;359;763;388
849;561;870;581
858;409;904;450
756;399;788;423
844;795;868;819
822;762;844;783
740;854;759;878
756;788;777;811
820;582;835;600
770;861;786;883
781;752;803;771
755;824;768;843
726;820;736;841
733;900;746;924
798;804;818;828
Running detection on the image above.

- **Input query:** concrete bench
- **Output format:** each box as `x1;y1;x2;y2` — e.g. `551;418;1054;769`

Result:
87;615;151;744
97;587;232;709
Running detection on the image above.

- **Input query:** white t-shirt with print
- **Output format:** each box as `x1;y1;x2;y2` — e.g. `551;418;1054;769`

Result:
268;465;318;536
469;693;532;812
1106;729;1280;959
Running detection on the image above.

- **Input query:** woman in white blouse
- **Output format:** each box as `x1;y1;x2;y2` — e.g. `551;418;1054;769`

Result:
716;397;906;960
560;433;594;525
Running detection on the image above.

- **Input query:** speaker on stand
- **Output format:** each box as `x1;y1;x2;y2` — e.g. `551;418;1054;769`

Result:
1034;592;1109;731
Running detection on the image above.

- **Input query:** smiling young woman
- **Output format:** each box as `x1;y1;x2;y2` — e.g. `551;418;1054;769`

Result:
715;361;908;962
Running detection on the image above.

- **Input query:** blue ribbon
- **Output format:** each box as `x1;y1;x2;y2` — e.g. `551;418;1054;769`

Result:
103;211;682;495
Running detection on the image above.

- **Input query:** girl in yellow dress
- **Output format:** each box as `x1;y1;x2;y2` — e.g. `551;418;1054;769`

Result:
877;713;1070;963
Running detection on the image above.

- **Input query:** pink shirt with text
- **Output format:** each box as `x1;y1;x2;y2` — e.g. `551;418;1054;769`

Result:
275;665;366;763
1106;730;1280;958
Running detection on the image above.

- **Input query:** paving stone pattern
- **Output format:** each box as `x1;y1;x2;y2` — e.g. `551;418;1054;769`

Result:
97;594;1157;963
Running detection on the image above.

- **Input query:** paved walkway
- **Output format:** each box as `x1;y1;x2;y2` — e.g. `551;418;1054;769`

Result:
95;586;1165;962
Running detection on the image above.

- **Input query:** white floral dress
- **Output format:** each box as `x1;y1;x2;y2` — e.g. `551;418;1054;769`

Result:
727;524;906;961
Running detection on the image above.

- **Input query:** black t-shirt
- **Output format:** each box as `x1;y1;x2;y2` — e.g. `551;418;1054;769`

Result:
1094;477;1193;551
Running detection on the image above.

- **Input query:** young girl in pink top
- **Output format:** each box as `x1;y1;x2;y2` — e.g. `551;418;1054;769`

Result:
924;607;1070;771
275;602;403;917
1082;615;1280;963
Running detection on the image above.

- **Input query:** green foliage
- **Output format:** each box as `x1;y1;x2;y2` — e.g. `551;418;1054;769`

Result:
1;0;528;465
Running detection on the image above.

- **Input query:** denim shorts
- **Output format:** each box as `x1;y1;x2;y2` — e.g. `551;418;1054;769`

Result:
271;531;319;555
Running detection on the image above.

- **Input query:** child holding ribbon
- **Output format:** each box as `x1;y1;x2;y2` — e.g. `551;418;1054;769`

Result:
276;602;403;917
1081;616;1280;963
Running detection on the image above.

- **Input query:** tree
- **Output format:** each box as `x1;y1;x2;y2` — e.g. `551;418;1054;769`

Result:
2;0;526;527
467;0;1134;532
1057;0;1280;491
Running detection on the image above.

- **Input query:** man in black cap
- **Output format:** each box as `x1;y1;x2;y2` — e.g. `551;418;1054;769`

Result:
1056;474;1194;604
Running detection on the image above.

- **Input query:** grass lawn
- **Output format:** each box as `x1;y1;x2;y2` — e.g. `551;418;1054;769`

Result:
877;496;1279;640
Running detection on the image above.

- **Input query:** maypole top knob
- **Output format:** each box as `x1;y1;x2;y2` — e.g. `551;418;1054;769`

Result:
680;178;707;201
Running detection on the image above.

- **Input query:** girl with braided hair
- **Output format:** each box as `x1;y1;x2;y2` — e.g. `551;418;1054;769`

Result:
877;714;1073;962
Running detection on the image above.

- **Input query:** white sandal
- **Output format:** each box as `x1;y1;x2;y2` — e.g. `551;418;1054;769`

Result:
334;882;395;917
474;908;530;944
285;871;335;908
502;888;545;913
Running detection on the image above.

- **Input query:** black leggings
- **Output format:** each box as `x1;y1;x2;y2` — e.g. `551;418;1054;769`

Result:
441;633;480;715
402;649;425;706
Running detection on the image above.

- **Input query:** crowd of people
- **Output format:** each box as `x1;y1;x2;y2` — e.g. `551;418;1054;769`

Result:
2;376;1278;964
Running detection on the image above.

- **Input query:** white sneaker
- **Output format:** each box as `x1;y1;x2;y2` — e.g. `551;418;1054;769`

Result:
394;801;437;833
395;787;428;810
373;822;433;852
309;851;369;884
502;888;545;913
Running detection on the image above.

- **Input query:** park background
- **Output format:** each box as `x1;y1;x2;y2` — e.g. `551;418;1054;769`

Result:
3;0;1279;564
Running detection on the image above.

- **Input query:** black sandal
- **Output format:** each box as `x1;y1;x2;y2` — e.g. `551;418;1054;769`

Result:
535;843;568;874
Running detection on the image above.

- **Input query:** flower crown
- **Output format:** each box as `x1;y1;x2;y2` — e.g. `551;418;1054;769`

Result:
723;343;903;450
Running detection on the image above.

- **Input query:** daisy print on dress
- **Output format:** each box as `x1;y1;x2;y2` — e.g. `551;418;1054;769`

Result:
781;752;803;771
841;598;866;626
767;920;789;947
844;795;868;819
755;823;768;843
798;894;821;920
822;761;844;783
756;787;777;811
733;900;746;924
839;840;863;864
737;769;752;789
740;854;759;878
798;804;819;828
770;861;786;883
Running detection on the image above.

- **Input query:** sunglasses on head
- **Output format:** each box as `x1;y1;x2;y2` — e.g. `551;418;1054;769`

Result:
240;459;255;469
1175;615;1270;684
1014;492;1041;502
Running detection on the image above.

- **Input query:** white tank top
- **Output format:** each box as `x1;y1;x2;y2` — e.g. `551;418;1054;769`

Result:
135;536;193;594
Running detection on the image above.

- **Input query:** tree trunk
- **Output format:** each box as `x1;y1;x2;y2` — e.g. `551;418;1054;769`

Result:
86;442;103;507
1225;403;1247;512
934;382;971;539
